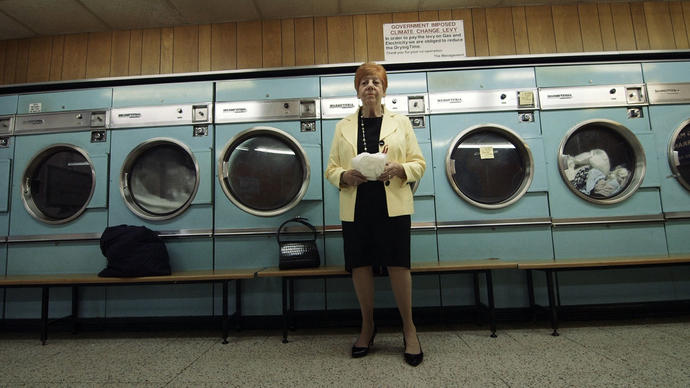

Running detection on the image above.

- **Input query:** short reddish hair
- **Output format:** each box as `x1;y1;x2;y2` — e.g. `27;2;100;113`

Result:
354;62;388;93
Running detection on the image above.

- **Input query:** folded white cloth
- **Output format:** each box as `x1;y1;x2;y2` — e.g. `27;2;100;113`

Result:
351;152;387;180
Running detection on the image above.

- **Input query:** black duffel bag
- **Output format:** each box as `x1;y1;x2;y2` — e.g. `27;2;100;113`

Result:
99;225;171;277
277;217;320;270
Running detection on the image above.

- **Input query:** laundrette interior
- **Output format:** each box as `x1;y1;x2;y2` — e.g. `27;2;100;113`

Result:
1;53;690;324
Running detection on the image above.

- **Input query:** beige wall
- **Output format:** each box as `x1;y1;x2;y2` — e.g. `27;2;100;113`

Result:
1;1;689;85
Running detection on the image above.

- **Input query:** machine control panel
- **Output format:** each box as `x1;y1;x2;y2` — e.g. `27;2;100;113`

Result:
539;84;647;110
0;116;14;135
110;103;212;128
386;94;429;115
321;94;429;119
192;105;209;122
429;89;538;113
409;116;425;128
15;110;110;134
90;129;107;143
647;82;690;104
215;99;320;123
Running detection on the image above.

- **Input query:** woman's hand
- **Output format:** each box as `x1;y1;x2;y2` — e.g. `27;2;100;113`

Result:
341;169;367;187
378;162;406;181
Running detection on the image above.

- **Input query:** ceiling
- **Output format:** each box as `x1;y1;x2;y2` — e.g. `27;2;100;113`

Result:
0;0;648;41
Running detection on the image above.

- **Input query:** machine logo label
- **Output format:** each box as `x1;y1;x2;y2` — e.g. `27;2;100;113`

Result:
437;97;463;104
224;108;247;114
329;103;355;109
546;93;573;100
118;113;142;119
654;88;681;94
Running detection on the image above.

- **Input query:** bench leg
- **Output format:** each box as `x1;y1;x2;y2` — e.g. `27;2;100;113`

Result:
485;270;497;338
472;272;482;326
526;270;536;322
71;286;79;335
41;287;49;345
289;279;296;331
222;280;229;344
282;278;289;343
545;270;559;336
235;279;242;331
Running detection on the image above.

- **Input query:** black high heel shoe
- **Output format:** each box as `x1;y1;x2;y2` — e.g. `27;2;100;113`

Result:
351;325;377;358
403;335;424;366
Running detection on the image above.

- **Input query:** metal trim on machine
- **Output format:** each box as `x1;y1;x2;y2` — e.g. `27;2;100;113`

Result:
430;89;539;114
445;123;535;209
539;84;647;111
110;103;212;128
216;99;320;123
664;211;690;220
21;143;97;225
0;115;15;135
437;218;552;229
217;126;311;217
158;229;214;238
646;83;690;105
320;221;436;234
120;137;200;221
552;214;664;226
7;232;102;242
15;110;108;135
321;94;429;119
557;118;646;205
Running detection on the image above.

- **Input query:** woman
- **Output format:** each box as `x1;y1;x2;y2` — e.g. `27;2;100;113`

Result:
325;62;426;366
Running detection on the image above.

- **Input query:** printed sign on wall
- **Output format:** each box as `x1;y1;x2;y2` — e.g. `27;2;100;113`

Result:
383;20;465;63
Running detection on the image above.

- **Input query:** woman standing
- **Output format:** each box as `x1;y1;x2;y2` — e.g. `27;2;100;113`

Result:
325;63;426;366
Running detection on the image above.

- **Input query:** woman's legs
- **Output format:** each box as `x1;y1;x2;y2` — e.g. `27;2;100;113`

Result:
352;266;376;347
388;266;421;354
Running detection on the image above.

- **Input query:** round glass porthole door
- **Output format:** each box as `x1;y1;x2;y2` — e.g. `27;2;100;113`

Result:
668;119;690;191
120;138;199;221
446;124;534;209
218;126;310;217
558;119;645;204
22;144;95;224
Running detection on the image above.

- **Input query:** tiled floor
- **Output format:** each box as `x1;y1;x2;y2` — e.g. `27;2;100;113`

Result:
1;317;688;387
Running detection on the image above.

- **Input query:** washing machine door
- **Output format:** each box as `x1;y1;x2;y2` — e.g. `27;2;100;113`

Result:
120;138;199;220
668;119;690;191
22;144;96;224
558;119;645;204
218;126;310;217
446;124;534;209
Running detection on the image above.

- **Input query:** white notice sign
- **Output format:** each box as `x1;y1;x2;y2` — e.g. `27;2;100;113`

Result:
383;20;465;63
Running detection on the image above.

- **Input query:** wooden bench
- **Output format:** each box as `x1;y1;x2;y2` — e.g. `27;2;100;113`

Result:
257;259;518;343
0;269;258;345
519;255;690;336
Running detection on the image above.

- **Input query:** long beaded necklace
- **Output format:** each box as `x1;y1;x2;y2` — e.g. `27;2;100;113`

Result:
359;111;368;153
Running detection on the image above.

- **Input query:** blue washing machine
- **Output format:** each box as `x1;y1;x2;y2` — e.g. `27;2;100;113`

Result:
214;77;323;316
537;63;671;304
0;94;17;318
320;71;439;310
642;61;690;299
6;88;112;319
428;67;550;308
107;82;215;317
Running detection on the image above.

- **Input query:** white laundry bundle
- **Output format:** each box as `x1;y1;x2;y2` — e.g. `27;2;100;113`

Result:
351;152;388;180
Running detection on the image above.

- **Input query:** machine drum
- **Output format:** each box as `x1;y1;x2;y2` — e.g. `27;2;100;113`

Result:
446;125;534;209
670;122;690;191
226;135;303;211
559;120;645;204
23;145;95;223
128;144;196;216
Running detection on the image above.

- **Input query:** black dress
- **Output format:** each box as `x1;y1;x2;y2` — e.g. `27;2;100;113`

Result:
342;114;411;273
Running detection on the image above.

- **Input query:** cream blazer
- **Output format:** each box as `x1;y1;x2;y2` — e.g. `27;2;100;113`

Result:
325;106;426;222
